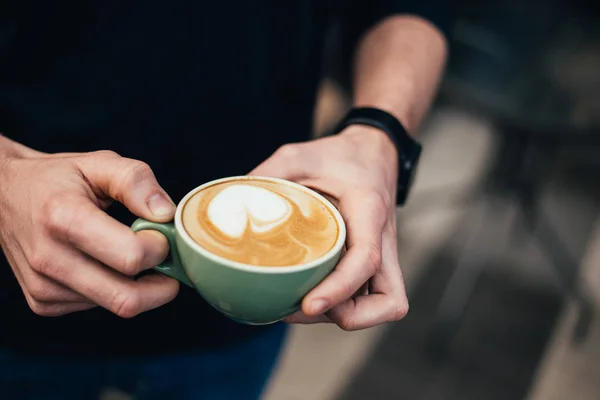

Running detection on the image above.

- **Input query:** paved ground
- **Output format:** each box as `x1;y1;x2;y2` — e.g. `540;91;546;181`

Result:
101;93;599;400
263;105;600;400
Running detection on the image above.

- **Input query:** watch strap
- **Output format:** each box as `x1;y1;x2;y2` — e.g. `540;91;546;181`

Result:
332;107;422;205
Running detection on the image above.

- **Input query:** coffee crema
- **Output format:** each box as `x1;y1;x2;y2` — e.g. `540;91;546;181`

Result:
182;179;339;267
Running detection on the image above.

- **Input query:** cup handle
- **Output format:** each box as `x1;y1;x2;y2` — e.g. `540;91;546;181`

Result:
131;218;194;288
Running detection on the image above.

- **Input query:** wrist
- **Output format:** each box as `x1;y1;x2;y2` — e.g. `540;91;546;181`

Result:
1;135;20;159
0;134;38;161
340;125;399;205
333;107;422;205
341;125;399;170
0;135;14;172
0;135;35;181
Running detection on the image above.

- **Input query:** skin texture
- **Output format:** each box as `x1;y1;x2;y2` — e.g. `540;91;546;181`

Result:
0;15;447;330
353;15;448;134
253;15;448;330
0;136;179;317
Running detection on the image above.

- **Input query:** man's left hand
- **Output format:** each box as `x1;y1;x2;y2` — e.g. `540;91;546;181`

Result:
250;126;409;331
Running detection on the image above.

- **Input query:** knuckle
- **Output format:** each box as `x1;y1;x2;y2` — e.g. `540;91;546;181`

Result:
28;249;54;275
121;240;145;275
111;290;142;319
389;296;409;322
28;299;56;317
43;193;70;234
93;150;121;160
43;196;87;244
27;279;53;302
364;191;389;216
119;160;154;189
276;143;301;159
337;314;357;332
364;244;383;274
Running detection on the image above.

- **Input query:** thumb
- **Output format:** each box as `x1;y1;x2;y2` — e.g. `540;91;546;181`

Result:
77;150;176;222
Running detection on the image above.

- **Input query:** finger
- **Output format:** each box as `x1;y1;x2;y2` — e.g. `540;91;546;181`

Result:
6;238;92;304
284;311;331;324
329;225;408;331
301;191;387;316
45;196;169;276
37;152;82;158
5;248;96;315
76;150;176;222
249;143;320;181
25;301;97;317
326;292;408;331
31;244;179;318
23;271;95;304
368;220;406;297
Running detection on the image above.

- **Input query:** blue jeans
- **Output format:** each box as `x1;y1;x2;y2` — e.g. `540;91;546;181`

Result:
0;323;287;400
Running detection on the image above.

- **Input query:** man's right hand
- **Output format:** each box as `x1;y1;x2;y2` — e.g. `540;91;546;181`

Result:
0;135;180;317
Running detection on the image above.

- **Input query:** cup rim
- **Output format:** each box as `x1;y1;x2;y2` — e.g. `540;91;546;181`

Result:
174;175;346;274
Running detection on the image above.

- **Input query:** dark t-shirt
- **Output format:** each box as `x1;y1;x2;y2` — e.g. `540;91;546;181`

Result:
0;1;449;359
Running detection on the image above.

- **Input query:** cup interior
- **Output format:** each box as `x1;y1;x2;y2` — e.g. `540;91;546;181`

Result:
174;175;346;274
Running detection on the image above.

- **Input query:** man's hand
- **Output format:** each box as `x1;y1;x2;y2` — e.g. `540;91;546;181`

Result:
250;126;408;330
0;135;179;317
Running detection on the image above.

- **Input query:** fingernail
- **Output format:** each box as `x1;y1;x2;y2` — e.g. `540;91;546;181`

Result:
311;298;330;315
148;193;176;217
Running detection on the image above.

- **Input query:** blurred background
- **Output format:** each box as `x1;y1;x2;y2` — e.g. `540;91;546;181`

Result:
261;0;600;399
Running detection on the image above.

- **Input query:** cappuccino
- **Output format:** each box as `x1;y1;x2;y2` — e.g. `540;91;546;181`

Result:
182;178;339;266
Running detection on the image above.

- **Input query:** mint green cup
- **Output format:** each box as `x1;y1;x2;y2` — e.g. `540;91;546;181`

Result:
131;176;346;325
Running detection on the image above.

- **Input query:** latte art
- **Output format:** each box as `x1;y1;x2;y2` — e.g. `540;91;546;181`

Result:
207;185;292;239
182;179;339;266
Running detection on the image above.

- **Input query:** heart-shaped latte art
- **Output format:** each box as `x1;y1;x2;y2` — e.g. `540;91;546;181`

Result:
206;184;292;238
182;179;339;266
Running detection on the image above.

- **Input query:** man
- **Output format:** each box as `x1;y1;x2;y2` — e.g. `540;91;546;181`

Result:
0;1;449;399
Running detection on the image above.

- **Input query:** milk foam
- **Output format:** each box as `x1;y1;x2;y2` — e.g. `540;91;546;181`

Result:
207;185;292;238
182;179;339;267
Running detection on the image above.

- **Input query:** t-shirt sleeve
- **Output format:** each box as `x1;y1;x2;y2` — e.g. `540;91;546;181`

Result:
338;0;454;45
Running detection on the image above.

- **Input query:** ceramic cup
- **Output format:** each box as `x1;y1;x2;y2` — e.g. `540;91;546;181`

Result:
131;176;346;325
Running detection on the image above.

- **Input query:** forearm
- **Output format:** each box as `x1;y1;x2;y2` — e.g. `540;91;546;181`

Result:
0;134;38;160
0;136;17;173
0;135;40;181
352;15;448;136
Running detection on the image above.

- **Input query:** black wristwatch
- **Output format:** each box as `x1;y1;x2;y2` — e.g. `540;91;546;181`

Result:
332;107;422;206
